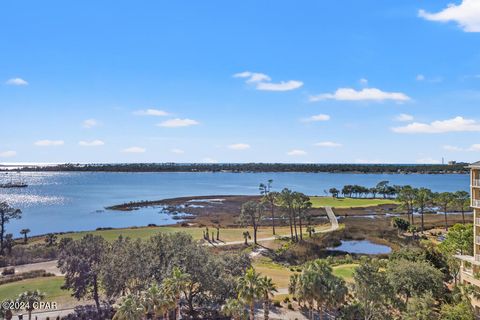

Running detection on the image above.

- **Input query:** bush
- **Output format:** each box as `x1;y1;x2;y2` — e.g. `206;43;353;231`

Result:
0;269;54;285
283;297;290;303
287;303;294;310
2;267;15;275
273;301;281;308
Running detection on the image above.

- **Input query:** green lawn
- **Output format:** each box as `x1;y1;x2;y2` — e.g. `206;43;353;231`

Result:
332;263;358;283
253;257;358;289
0;277;77;308
253;258;298;289
310;196;397;208
42;224;329;243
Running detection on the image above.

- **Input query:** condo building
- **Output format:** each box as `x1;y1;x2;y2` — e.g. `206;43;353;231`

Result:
457;161;480;312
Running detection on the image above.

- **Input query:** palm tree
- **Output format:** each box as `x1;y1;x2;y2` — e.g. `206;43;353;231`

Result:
258;276;277;320
237;267;262;320
20;228;30;244
221;298;247;320
17;290;45;320
113;294;145;320
143;283;172;320
162;266;191;320
259;180;278;235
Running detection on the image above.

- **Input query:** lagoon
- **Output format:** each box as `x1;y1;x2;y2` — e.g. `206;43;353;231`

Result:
331;240;392;255
0;171;469;236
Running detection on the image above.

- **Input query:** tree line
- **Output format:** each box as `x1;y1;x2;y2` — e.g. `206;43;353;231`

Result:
396;186;470;233
329;180;399;198
8;162;469;174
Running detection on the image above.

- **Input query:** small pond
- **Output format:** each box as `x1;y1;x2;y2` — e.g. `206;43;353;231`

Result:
329;240;391;255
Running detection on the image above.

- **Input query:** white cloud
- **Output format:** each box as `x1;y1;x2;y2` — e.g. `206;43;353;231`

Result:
392;116;480;134
133;109;169;116
442;144;480;152
443;145;463;152
82;119;98;128
287;149;307;156
419;0;480;32
34;140;64;147
395;113;414;122
79;140;105;147
233;71;303;92
302;114;331;122
314;141;342;148
171;148;185;154
256;81;303;91
6;78;28;86
0;151;16;158
157;118;199;128
202;157;218;163
228;143;251;150
233;72;271;83
359;78;369;86
416;158;441;164
469;144;480;151
309;88;410;102
416;74;425;81
122;146;146;153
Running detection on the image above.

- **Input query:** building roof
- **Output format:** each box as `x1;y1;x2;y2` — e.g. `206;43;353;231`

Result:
470;161;480;168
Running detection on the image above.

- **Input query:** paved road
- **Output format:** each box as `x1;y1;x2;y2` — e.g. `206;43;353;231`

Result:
14;260;62;276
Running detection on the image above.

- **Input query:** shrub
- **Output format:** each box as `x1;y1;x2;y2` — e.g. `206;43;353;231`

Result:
283;297;290;303
2;267;15;275
273;301;281;308
287;303;294;310
0;269;54;285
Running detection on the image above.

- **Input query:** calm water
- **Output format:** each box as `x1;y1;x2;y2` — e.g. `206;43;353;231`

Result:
0;172;469;236
331;240;392;255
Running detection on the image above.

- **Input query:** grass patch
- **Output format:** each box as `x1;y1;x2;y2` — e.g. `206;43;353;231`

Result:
0;277;77;308
310;197;397;208
253;258;297;289
33;224;329;243
332;263;358;283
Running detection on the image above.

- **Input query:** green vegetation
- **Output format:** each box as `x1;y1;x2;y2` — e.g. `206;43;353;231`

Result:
332;263;358;283
0;277;71;302
310;197;397;208
15;162;469;174
51;224;328;243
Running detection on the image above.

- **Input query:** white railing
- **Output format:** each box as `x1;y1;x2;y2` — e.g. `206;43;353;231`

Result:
476;218;480;225
463;267;474;277
475;254;480;262
476;236;480;244
473;179;480;187
473;200;480;208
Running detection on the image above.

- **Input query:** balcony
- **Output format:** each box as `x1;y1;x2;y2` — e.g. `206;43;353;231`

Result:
475;254;480;262
476;236;480;244
476;218;480;225
473;200;480;208
473;179;480;187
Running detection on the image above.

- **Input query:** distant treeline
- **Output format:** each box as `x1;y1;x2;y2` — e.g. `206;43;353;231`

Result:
6;162;469;174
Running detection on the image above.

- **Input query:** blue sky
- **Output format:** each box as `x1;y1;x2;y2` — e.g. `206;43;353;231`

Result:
1;0;479;164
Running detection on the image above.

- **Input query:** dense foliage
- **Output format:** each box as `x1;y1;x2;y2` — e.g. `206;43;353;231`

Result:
9;162;469;174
